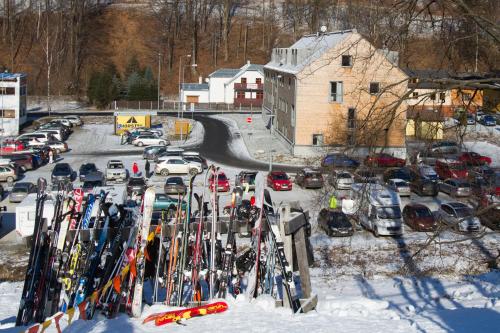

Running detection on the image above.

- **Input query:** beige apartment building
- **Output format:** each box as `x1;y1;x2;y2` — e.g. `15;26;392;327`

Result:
263;29;408;157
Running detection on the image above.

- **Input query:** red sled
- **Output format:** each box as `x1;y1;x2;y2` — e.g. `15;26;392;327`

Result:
143;301;228;326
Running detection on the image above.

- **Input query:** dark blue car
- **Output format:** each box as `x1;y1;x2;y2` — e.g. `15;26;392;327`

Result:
321;153;359;168
479;115;496;127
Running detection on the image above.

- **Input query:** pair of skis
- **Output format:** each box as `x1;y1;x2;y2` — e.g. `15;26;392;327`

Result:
143;301;228;326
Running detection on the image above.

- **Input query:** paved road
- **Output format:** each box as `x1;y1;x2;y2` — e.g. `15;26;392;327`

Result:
193;115;302;172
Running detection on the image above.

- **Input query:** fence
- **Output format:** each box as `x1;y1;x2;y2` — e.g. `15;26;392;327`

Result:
109;100;262;112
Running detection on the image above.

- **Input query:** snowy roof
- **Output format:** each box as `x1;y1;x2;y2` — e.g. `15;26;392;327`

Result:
0;72;26;80
209;68;240;78
181;83;209;91
225;63;265;86
264;30;355;75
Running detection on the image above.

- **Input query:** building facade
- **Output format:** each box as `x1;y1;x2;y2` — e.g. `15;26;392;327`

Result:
0;73;28;136
263;30;408;157
180;62;264;107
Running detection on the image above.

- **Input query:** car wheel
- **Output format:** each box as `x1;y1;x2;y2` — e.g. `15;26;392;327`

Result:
138;141;144;147
160;141;166;146
189;168;198;176
6;176;14;183
160;169;169;176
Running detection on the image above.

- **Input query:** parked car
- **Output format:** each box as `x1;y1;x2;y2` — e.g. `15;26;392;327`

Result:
353;168;379;184
295;169;324;189
156;148;185;161
443;117;460;128
386;178;411;196
79;163;98;182
402;204;436;232
36;129;62;141
364;153;405;168
63;115;83;126
132;134;168;147
317;209;354;237
328;170;353;190
155;156;202;176
9;182;36;203
81;172;105;191
414;149;448;166
458;152;492;166
182;152;208;170
475;111;485;121
45;141;68;154
131;127;163;137
478;115;496;126
468;165;495;183
127;177;147;196
439;178;471;197
435;159;468;179
153;193;187;211
382;167;412;183
51;163;76;184
105;160;127;183
1;140;25;153
266;171;292;191
52;118;73;128
0;154;34;171
0;165;17;182
235;171;258;191
430;141;460;154
466;114;476;125
321;153;359;169
164;176;187;195
437;202;481;232
143;145;168;160
209;172;231;192
412;164;439;182
409;177;439;197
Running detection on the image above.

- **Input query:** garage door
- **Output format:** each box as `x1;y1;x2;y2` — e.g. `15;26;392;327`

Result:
186;96;199;104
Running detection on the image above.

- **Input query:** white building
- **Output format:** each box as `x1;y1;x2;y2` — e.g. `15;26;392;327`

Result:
0;73;28;136
180;61;264;107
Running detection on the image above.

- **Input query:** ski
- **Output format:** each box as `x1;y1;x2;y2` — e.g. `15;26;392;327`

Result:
144;301;228;326
131;187;156;317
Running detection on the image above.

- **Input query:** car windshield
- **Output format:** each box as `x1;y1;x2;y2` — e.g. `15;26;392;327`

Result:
83;181;103;188
338;173;352;179
457;182;470;188
166;177;183;185
450;164;465;171
421;167;437;176
455;207;473;218
129;178;145;185
395;181;408;187
81;164;96;172
377;207;402;219
108;163;124;169
329;212;350;225
272;173;288;180
414;207;432;218
218;174;228;181
156;194;168;201
54;165;70;174
12;186;28;193
306;172;321;178
243;174;256;183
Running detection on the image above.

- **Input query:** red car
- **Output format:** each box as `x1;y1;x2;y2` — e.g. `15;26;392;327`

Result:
209;172;230;192
458;152;492;166
435;159;468;179
0;140;25;153
267;171;292;191
364;153;405;167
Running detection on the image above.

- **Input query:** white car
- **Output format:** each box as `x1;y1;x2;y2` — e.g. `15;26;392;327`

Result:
443;117;460;129
132;135;168;147
47;141;69;153
53;118;73;128
154;156;202;176
386;178;411;197
132;127;163;137
64;115;83;126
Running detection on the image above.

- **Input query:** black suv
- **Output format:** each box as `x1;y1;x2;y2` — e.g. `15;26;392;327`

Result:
408;168;438;196
51;163;76;184
79;163;98;182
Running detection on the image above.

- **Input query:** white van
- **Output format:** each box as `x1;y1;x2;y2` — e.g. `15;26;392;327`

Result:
36;129;63;141
16;193;56;240
344;183;403;237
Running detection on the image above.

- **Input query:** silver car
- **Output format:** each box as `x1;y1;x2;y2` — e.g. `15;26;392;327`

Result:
438;202;481;232
386;178;411;196
439;178;471;197
9;182;36;203
328;170;353;190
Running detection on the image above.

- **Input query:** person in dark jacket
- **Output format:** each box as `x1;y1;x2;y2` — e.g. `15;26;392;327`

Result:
145;159;151;178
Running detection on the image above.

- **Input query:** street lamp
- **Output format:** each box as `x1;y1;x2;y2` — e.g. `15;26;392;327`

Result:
157;52;161;111
181;63;197;119
178;54;195;118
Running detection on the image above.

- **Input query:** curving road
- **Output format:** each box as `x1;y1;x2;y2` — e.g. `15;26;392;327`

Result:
193;115;302;172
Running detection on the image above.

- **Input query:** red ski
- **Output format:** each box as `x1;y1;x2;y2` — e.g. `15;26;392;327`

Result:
142;301;228;326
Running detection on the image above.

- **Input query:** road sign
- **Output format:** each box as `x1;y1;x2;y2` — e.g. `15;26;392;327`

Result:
246;117;252;123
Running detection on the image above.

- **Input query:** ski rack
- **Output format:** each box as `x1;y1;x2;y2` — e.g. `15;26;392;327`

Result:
270;202;317;313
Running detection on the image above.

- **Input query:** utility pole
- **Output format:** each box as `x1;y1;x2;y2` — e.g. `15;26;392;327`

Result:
157;53;161;111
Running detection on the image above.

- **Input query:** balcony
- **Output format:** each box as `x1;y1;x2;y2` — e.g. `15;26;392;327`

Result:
234;97;263;107
234;83;263;91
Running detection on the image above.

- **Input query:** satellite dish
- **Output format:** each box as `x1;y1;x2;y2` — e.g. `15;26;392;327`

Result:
205;78;209;83
320;25;327;33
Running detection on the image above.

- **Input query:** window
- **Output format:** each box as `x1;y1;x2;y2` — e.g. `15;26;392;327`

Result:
312;134;323;146
291;104;295;126
410;78;418;84
347;132;356;145
329;81;343;102
0;109;15;118
369;82;380;94
462;93;472;101
256;78;262;84
439;92;446;101
236;91;244;99
288;77;292;89
0;87;15;95
241;77;247;84
20;86;27;95
430;93;436;101
256;91;263;99
347;108;356;129
341;55;353;67
412;92;419;99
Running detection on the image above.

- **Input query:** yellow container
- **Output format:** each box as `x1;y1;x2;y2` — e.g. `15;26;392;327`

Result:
175;120;190;135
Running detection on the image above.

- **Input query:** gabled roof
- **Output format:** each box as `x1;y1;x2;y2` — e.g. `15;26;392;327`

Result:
181;83;209;91
225;63;264;86
209;68;240;78
264;30;355;74
0;72;26;80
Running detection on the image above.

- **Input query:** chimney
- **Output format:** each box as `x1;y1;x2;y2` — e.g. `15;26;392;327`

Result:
199;76;202;84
